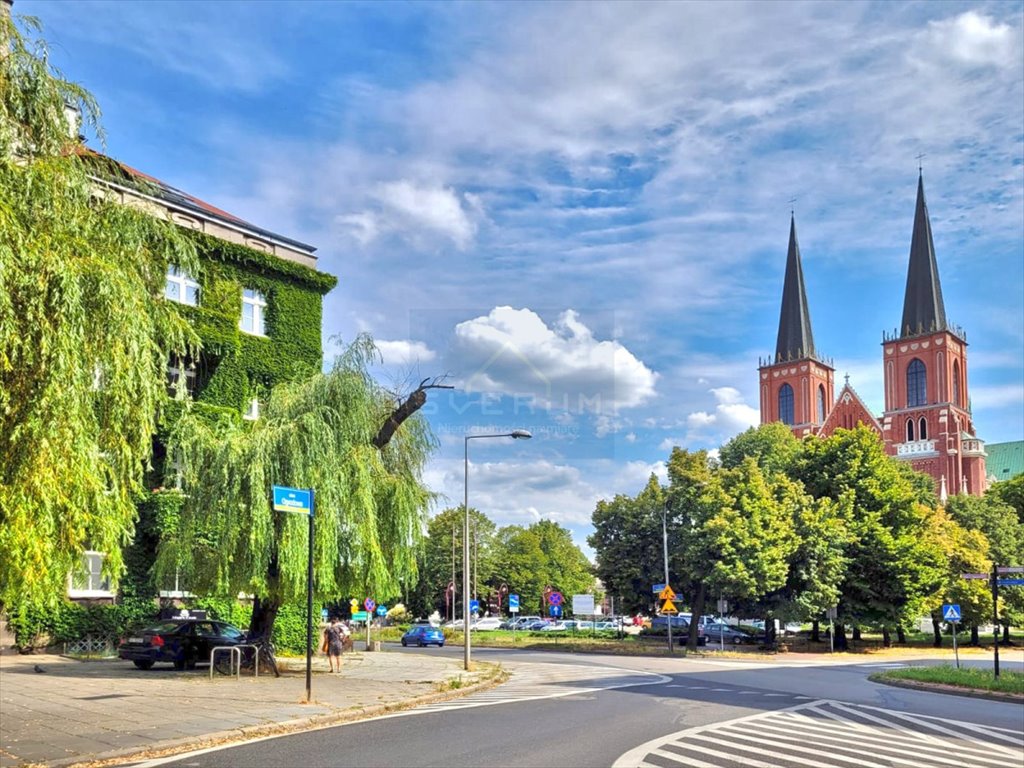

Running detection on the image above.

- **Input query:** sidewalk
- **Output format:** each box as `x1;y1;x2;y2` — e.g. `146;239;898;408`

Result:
0;650;491;768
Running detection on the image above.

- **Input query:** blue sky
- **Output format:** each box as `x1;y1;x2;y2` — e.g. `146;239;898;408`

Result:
22;0;1023;555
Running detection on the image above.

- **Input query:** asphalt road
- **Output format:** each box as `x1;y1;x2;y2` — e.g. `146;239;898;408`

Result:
143;645;1024;768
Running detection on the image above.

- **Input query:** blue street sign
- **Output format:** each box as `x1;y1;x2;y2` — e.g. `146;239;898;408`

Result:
652;583;666;594
321;608;328;621
376;605;387;616
364;598;376;612
549;591;563;606
997;578;1024;587
942;604;961;622
470;599;480;613
509;594;520;610
272;485;312;515
549;605;562;618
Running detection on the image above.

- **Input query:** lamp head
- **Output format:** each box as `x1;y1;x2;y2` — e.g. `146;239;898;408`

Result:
510;429;532;440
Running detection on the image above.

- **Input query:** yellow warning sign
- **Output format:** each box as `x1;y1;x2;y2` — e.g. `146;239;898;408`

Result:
660;598;679;614
658;585;676;601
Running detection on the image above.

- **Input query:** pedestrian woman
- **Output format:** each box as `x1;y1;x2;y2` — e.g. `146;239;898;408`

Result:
326;616;346;673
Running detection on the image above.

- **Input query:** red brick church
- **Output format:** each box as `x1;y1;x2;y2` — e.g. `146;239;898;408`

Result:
758;174;986;500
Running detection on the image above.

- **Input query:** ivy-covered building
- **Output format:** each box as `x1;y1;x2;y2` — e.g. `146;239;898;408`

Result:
70;154;337;603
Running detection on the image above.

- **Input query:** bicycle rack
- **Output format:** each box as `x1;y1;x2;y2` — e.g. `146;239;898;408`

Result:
209;644;260;680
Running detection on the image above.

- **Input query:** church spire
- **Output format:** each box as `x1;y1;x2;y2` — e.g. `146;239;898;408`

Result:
900;173;947;338
775;215;817;363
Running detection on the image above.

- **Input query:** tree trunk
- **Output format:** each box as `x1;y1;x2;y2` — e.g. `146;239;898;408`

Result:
896;625;907;645
834;622;848;651
852;625;861;643
686;582;707;651
882;626;891;648
811;620;820;643
970;624;979;646
931;616;942;647
763;615;777;649
1002;623;1011;645
248;595;280;643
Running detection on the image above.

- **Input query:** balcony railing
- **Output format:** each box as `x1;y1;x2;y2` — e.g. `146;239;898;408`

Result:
896;439;937;457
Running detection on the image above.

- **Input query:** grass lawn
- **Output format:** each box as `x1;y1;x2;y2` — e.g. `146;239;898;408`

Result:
873;664;1024;696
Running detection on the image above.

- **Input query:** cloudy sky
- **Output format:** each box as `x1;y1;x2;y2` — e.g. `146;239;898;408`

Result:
23;0;1023;555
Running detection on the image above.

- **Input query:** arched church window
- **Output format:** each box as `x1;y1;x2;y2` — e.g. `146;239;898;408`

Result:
906;418;915;442
919;417;928;440
779;384;794;426
907;359;927;407
817;384;826;423
952;360;961;407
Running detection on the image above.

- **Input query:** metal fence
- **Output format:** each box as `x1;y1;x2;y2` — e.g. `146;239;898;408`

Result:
63;634;117;658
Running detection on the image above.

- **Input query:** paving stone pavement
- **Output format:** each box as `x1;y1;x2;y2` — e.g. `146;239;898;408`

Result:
0;649;485;767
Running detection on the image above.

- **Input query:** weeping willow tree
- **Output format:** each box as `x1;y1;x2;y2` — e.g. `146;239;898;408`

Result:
163;336;437;640
0;11;198;608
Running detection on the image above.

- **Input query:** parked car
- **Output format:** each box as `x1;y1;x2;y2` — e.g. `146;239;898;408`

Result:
648;616;707;645
118;618;246;670
401;625;445;647
510;616;541;630
703;623;753;645
540;621;569;631
522;620;550;631
471;617;503;631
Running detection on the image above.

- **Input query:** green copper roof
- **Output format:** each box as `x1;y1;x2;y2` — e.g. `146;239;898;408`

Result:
986;441;1024;482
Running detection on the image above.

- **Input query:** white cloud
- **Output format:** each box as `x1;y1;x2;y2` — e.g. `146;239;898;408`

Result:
366;180;480;249
971;384;1024;410
375;339;437;367
453;307;658;413
919;11;1019;68
681;386;760;446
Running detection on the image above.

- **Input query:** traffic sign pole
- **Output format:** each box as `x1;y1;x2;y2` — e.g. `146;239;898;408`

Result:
992;564;1000;679
662;508;672;654
952;619;959;669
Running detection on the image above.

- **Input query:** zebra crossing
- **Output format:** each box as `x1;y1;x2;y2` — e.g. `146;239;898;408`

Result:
404;662;670;715
613;699;1024;768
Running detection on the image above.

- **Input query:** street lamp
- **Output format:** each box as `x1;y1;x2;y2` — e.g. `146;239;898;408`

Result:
464;429;532;671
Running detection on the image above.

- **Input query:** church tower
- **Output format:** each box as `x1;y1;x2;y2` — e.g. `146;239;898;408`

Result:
880;173;986;496
759;216;835;437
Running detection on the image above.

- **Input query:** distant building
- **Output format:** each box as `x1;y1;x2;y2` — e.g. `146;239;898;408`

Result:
985;441;1024;486
758;174;989;499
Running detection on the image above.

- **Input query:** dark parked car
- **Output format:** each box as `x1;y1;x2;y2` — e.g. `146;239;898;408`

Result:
401;625;445;647
703;623;754;645
118;619;246;670
648;616;707;645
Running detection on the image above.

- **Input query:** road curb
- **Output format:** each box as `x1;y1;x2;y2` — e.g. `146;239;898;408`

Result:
868;673;1024;703
47;664;507;768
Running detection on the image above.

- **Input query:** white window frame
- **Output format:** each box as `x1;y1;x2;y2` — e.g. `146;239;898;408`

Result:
158;569;193;599
68;551;115;598
240;288;267;336
243;397;260;421
167;358;196;399
165;265;200;306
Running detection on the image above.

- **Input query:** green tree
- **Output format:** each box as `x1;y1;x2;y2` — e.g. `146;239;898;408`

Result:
989;474;1024;524
162;337;436;640
0;14;197;608
719;422;802;476
589;475;667;614
494;520;593;614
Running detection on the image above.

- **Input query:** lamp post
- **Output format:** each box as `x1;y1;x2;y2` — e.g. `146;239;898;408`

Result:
464;429;532;671
663;506;672;654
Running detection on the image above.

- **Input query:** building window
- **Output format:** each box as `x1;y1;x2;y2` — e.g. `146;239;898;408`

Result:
240;288;267;336
166;358;196;398
778;384;794;426
906;358;927;407
919;417;928;440
68;551;113;596
817;385;826;423
243;397;260;421
165;265;199;306
952;360;961;407
906;418;915;442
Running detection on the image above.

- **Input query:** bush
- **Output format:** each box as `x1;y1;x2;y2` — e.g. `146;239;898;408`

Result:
8;598;159;649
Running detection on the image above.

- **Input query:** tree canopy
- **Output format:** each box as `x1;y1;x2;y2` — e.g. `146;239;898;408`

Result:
1;13;197;608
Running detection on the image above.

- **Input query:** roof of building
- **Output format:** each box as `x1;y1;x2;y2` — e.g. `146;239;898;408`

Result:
900;173;946;338
775;215;819;363
85;150;317;256
986;440;1024;482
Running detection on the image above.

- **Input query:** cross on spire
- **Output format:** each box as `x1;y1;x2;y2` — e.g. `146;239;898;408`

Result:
915;153;926;174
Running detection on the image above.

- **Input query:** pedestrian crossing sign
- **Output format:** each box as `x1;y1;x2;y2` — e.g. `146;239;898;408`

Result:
661;598;679;614
658;585;676;601
942;604;961;622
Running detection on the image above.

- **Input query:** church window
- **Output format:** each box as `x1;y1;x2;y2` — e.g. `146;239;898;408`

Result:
817;385;826;423
779;384;794;425
952;360;961;407
906;359;927;407
919;418;928;440
906;418;915;442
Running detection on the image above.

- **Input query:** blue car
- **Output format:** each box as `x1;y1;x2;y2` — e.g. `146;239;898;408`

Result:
401;624;445;647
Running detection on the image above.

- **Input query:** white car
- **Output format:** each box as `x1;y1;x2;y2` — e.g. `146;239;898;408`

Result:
471;617;503;631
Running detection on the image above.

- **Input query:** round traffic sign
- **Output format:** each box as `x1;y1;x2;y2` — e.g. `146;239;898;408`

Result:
364;598;376;612
548;591;563;606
